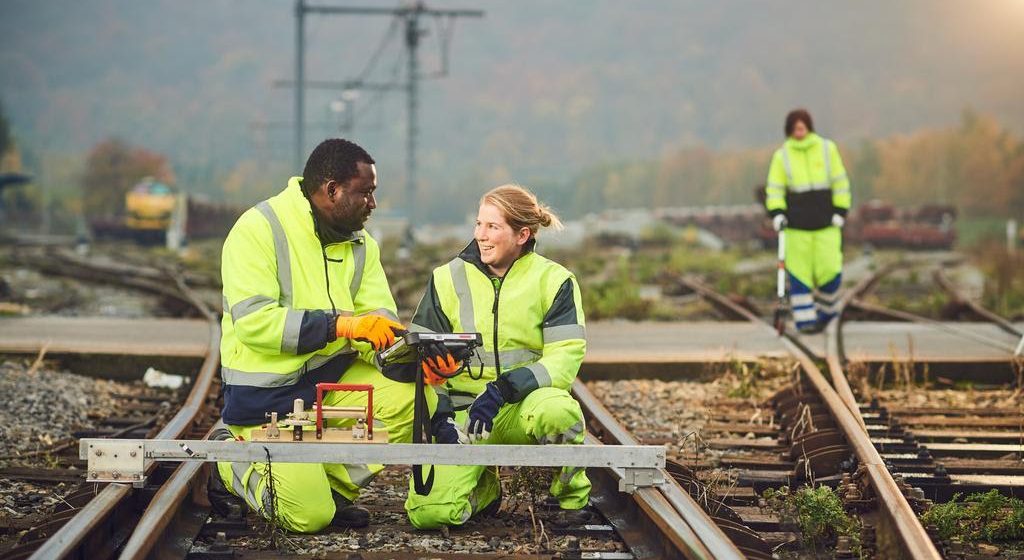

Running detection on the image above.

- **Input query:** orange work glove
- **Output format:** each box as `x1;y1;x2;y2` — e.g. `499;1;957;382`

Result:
420;341;462;385
335;315;405;350
422;353;461;385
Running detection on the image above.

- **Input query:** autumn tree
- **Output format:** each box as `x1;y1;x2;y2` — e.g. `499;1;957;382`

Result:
80;138;175;219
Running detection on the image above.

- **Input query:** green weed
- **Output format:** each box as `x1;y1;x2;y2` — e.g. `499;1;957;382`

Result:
922;490;1024;543
762;485;862;553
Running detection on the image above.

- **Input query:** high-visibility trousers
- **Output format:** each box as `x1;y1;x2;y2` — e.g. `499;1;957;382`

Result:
404;387;591;529
216;359;435;533
785;226;843;328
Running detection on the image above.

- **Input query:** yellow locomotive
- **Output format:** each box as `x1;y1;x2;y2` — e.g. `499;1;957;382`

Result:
124;178;176;233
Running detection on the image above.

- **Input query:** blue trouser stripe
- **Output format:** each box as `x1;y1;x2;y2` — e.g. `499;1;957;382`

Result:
788;273;818;329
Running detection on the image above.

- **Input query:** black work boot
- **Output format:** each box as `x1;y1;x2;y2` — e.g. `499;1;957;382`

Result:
798;321;825;335
552;506;595;527
331;493;371;528
207;428;247;519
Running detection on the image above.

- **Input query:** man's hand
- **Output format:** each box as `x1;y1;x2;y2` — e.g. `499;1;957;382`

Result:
831;214;845;228
420;341;461;384
432;414;468;444
335;315;405;350
772;214;788;232
465;383;505;443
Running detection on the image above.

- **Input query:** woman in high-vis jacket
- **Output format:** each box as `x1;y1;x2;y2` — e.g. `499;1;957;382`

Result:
765;109;851;333
404;185;591;528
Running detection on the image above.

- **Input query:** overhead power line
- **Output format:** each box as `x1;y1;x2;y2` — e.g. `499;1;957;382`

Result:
293;0;483;220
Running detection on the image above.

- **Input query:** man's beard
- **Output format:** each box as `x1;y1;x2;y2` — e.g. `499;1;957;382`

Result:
316;205;367;243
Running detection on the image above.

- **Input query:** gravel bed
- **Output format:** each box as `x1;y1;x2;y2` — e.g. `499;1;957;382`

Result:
193;466;625;556
873;386;1021;410
0;357;171;537
0;359;148;465
587;361;796;448
0;479;74;522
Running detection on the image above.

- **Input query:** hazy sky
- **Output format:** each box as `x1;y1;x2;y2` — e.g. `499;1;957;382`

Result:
2;1;1023;196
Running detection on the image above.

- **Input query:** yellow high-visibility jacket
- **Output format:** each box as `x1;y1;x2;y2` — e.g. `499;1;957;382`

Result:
765;133;851;230
219;177;398;424
410;240;586;414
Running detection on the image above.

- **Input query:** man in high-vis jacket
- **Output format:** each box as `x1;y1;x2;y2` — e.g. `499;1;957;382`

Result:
765;109;851;333
210;138;433;533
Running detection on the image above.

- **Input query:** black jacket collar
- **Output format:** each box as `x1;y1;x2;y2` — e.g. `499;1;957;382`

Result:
458;238;537;277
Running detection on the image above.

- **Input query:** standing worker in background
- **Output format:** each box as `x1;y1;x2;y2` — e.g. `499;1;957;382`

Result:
210;138;435;533
765;109;851;334
404;185;591;528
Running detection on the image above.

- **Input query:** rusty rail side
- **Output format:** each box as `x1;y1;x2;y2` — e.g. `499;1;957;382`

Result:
933;268;1023;338
573;380;744;560
680;274;942;560
28;269;220;560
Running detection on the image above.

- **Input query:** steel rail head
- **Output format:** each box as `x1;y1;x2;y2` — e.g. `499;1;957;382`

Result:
683;273;942;559
118;426;218;560
933;268;1023;338
28;265;221;560
27;484;134;560
821;264;943;559
573;380;745;560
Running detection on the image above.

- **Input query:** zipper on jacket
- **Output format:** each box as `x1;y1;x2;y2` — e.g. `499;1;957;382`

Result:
491;277;502;375
488;256;523;377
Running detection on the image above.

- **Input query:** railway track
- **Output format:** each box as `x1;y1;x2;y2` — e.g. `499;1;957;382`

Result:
6;249;742;560
8;247;1022;558
0;250;222;560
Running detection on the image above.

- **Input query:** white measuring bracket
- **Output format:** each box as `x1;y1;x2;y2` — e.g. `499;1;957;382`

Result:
80;439;666;493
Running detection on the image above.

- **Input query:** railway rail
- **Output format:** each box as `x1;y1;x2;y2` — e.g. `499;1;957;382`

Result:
1;251;222;560
6;247;1022;559
5;249;734;560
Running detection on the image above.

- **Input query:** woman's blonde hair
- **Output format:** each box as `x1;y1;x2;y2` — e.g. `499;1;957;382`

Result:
481;184;564;237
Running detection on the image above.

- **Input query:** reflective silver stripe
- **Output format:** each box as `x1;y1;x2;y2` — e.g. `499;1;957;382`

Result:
822;139;832;183
221;346;356;387
281;309;304;354
543;324;586;343
766;181;786;190
222;295;229;312
349;238;366;300
231;295;275;322
781;147;793;183
526;362;551;388
815;292;840;304
559;466;585;486
794;308;817;322
222;367;303;387
816;302;840;314
540;420;585;445
832;172;848;183
433;384;450;397
833;187;851;195
791;293;814;306
229;462;248;500
561;420;586;443
245;468;263;510
478;349;541;368
345;464;375;487
787;182;831;193
256;201;292;305
766;194;786;200
362;307;399;322
448;259;476;332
